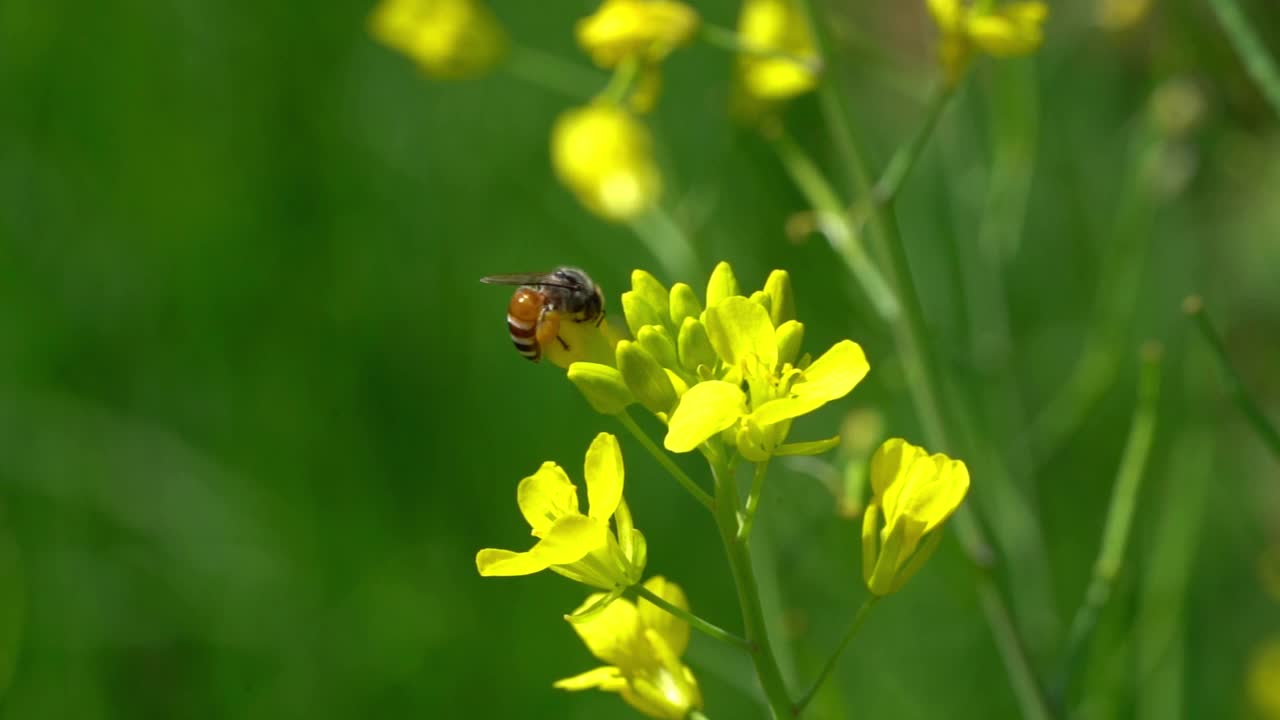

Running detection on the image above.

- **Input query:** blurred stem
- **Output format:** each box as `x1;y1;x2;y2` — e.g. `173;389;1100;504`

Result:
1207;0;1280;120
634;584;751;652
738;460;770;543
1054;345;1162;706
710;454;792;718
699;23;823;73
688;712;711;720
504;43;604;99
603;55;641;105
794;596;878;713
873;82;955;204
616;411;715;510
797;1;1055;717
1184;296;1280;459
629;207;703;283
769;131;901;322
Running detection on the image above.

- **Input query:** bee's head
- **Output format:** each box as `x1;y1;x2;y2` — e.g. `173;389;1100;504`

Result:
552;266;604;319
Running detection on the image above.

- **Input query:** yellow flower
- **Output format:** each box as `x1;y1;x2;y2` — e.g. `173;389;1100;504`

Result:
576;0;700;68
861;438;969;596
552;102;661;222
736;0;820;103
369;0;506;79
476;433;646;599
1251;637;1280;719
926;0;1048;83
555;576;703;720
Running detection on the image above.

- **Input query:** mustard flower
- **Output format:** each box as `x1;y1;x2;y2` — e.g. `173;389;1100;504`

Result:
576;0;700;68
369;0;507;79
735;0;820;104
555;576;703;720
926;0;1048;83
476;433;646;605
552;101;661;222
861;438;970;596
1250;637;1280;719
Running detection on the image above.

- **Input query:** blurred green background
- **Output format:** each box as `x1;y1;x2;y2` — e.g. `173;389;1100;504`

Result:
2;0;1280;717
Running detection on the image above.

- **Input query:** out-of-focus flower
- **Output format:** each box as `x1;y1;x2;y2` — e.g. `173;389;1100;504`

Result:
555;576;702;720
576;0;700;67
1250;637;1280;719
1096;0;1152;31
735;0;820;104
369;0;507;79
926;0;1048;83
476;433;646;610
861;438;970;596
552;102;661;222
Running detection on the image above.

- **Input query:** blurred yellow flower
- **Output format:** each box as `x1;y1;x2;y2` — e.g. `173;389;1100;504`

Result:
476;433;646;597
861;438;969;596
552;102;661;222
576;0;700;68
1250;637;1280;719
369;0;506;79
736;0;820;102
1096;0;1152;31
926;0;1048;83
555;576;703;720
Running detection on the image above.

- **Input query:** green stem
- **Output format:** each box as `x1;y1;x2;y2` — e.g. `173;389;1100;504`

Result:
710;456;792;717
1207;0;1280;120
602;54;642;105
616;411;715;510
503;43;604;99
1184;296;1280;460
738;460;770;543
634;584;752;652
796;2;1055;717
699;23;823;73
629;206;703;282
794;596;878;713
873;82;956;204
769;131;901;322
688;711;712;720
1054;344;1163;704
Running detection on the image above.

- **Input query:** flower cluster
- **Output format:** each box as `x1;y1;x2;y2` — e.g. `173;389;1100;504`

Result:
926;0;1048;83
734;0;820;112
569;261;870;463
368;0;507;79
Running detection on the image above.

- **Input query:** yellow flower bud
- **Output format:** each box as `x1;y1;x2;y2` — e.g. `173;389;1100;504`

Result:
552;102;662;222
861;438;970;596
925;0;1048;83
369;0;506;79
576;0;700;68
735;0;820;103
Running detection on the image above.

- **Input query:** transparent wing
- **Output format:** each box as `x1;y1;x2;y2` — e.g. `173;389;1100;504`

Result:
480;271;570;288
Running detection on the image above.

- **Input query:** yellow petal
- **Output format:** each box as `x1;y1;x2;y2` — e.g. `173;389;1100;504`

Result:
736;0;818;101
568;362;636;415
704;261;741;308
668;282;703;327
775;320;804;368
476;548;550;576
763;269;795;326
868;437;926;498
517;461;580;536
664;381;748;453
584;432;625;521
926;0;964;31
749;340;868;427
705;296;778;371
532;515;609;565
623;290;666;337
899;453;970;532
636;576;691;657
567;594;642;668
631;269;671;317
552;102;661;222
554;665;627;691
966;2;1047;57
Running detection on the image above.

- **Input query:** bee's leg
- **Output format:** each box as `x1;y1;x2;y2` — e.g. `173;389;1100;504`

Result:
536;309;563;350
594;309;605;327
556;335;569;350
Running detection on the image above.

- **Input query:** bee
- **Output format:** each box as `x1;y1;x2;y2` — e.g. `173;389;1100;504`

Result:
481;266;605;362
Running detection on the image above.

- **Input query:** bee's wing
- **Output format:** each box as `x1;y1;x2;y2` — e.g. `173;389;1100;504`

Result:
481;272;571;288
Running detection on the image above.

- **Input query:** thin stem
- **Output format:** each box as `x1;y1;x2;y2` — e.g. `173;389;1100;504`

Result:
1207;0;1280;120
688;711;711;720
1184;296;1280;459
503;43;604;99
634;584;752;652
738;460;770;543
711;455;793;717
796;1;1056;717
629;206;703;282
616;411;715;510
699;23;823;73
794;596;878;713
769;131;901;322
1054;344;1163;705
873;82;956;205
602;54;642;105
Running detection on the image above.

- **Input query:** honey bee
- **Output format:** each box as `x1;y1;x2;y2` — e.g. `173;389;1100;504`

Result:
481;266;605;362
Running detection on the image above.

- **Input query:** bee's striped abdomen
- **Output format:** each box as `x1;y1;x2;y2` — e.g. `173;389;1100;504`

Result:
507;288;544;362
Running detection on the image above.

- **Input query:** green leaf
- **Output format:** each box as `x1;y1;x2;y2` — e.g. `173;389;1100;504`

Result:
773;435;841;456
